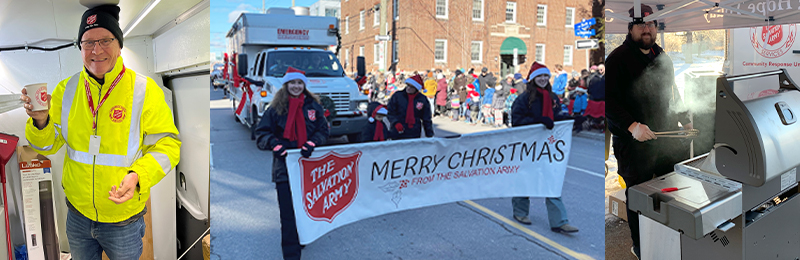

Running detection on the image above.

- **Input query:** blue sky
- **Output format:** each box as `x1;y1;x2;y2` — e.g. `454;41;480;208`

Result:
211;0;321;59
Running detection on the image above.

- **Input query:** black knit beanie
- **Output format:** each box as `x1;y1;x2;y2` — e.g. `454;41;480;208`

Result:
78;5;123;50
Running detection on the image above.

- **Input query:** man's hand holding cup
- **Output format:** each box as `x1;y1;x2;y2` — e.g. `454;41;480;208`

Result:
20;83;51;129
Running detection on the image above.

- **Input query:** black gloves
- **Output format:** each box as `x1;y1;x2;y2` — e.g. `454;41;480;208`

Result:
539;116;554;130
301;141;316;158
272;144;287;158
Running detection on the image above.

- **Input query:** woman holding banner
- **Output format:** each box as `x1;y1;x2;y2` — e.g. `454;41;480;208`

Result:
509;62;579;233
255;66;330;260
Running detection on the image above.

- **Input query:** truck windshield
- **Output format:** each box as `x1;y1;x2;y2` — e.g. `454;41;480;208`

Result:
266;51;344;77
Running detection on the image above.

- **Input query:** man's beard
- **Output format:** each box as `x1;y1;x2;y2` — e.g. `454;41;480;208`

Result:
635;33;656;49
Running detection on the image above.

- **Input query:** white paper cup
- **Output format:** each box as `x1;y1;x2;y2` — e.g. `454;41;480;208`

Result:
24;83;49;111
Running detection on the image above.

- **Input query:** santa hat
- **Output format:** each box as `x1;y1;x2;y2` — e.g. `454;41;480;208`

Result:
510;88;518;94
527;62;551;82
405;74;424;90
369;105;388;123
281;66;310;86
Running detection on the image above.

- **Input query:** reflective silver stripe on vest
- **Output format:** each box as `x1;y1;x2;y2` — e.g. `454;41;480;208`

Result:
66;145;129;167
61;73;80;143
60;71;148;167
28;125;59;151
126;74;147;165
143;133;178;146
150;152;173;173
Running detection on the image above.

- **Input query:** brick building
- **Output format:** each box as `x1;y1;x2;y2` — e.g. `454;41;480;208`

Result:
339;0;593;77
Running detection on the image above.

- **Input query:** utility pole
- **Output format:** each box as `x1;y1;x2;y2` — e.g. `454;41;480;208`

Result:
388;0;398;74
379;0;388;71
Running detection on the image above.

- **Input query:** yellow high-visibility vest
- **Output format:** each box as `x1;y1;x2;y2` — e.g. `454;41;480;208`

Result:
26;57;181;223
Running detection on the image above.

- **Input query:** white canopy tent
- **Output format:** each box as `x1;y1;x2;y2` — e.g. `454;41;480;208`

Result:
606;0;800;34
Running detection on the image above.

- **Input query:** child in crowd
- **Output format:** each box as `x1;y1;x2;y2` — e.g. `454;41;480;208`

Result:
467;88;481;124
505;88;519;127
450;88;461;121
573;87;588;116
481;84;495;125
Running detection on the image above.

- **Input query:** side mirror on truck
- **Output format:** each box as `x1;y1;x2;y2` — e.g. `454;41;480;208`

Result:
357;56;365;77
237;54;248;76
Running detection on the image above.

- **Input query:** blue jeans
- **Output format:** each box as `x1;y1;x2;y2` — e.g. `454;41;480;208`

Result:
512;197;569;228
66;210;145;260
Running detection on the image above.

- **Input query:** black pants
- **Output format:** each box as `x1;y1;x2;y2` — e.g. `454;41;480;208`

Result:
613;136;687;249
277;181;301;260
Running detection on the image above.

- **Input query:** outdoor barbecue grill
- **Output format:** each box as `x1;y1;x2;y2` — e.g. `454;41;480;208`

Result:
628;69;800;260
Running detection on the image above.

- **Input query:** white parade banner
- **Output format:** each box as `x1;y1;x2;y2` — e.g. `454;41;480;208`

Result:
286;121;573;244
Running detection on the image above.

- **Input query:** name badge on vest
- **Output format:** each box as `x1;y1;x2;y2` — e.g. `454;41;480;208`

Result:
89;135;101;156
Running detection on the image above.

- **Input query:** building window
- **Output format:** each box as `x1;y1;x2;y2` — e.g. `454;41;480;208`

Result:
506;2;516;23
374;43;380;63
537;5;547;26
535;44;545;63
472;0;483;21
435;39;447;63
563;45;573;66
436;0;448;19
345;16;349;34
325;8;339;18
566;7;575;27
345;49;350;70
374;6;380;26
360;10;365;30
471;41;482;63
359;46;364;57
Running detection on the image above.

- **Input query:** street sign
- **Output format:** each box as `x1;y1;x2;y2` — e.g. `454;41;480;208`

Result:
575;29;596;38
375;35;391;41
575;39;599;50
573;18;596;31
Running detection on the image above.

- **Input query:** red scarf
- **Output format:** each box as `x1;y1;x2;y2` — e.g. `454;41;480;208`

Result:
373;106;386;141
538;88;554;120
284;94;307;147
406;92;418;128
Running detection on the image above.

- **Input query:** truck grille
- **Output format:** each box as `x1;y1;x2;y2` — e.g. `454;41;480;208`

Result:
317;92;350;112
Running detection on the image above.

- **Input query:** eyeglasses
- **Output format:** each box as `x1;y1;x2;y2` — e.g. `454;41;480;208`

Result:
80;38;116;49
633;22;657;29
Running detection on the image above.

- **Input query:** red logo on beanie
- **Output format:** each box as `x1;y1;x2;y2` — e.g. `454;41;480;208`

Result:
300;151;362;222
87;14;97;25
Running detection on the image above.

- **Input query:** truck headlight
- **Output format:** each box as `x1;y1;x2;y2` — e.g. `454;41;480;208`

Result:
358;101;368;111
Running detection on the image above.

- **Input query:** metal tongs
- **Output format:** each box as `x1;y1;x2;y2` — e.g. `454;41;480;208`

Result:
653;129;700;138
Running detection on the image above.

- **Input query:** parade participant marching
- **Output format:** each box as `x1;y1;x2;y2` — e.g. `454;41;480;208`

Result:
361;104;391;142
387;74;434;139
509;62;579;234
255;67;330;260
606;5;691;259
21;4;181;259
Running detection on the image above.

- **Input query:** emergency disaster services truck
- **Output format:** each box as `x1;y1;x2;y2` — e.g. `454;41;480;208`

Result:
226;8;369;142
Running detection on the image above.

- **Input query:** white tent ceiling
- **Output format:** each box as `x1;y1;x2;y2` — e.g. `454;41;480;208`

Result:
0;0;201;47
606;0;800;33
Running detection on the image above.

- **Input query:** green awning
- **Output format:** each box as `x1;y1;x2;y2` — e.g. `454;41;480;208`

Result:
499;37;527;55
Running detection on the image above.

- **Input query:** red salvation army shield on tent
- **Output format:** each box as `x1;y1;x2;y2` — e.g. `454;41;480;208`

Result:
299;151;362;223
762;25;783;46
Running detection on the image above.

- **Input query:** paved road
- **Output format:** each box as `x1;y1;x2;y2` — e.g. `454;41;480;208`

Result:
209;88;605;260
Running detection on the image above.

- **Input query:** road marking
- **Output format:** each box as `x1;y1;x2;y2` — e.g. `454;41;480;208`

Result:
567;165;603;178
463;200;595;260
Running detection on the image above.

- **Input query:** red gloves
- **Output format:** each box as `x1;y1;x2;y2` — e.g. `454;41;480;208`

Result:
395;123;404;133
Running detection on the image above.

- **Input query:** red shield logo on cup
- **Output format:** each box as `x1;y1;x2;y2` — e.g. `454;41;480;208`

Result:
35;86;48;107
308;109;316;121
87;14;97;25
751;24;797;58
109;105;126;123
299;151;361;223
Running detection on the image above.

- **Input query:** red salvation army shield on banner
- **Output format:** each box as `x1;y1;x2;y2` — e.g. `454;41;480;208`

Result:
299;151;362;222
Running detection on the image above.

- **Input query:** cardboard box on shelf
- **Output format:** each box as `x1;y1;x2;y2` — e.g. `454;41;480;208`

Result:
609;189;628;222
17;146;60;260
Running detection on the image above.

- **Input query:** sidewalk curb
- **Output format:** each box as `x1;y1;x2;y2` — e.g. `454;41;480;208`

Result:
575;131;605;141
